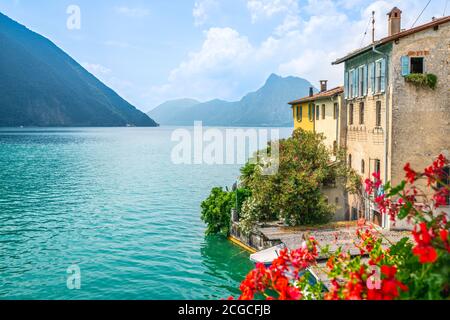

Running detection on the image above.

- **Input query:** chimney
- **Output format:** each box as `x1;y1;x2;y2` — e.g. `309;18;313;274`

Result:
309;87;314;97
320;80;328;92
387;7;402;36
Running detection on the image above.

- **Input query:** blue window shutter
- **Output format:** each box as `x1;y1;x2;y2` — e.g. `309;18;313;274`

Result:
401;56;410;76
344;71;349;99
381;58;386;92
371;62;376;94
363;65;367;96
353;69;358;97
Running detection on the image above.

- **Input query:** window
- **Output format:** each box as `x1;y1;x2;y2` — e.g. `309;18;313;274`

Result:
361;159;365;174
335;197;339;205
308;104;313;121
358;66;364;96
349;104;354;125
322;104;325;119
316;105;320;120
333;141;337;156
351;207;358;221
374;159;381;175
375;59;386;93
411;57;424;74
375;101;382;127
348;154;352;168
333;103;339;120
359;102;365;125
296;106;302;122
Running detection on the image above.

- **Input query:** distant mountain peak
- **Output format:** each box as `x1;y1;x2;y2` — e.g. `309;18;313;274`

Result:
149;74;315;127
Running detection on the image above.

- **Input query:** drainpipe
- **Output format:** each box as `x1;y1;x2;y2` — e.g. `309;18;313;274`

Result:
372;45;390;229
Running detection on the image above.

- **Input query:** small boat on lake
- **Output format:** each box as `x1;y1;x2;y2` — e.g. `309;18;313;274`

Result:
249;243;287;267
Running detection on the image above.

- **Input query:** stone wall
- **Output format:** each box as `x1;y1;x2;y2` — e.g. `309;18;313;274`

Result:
389;21;450;187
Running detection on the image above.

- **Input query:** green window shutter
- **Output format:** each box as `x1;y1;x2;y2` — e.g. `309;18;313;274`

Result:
344;71;349;99
369;62;375;94
401;56;410;76
363;65;368;96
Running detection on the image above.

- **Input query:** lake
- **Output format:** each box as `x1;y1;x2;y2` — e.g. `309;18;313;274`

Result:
0;126;292;300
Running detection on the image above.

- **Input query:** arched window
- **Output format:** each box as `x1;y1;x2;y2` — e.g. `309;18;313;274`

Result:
348;154;352;168
322;104;326;119
361;159;365;174
316;105;320;120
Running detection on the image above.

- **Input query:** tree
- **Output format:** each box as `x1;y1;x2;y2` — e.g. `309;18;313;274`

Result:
200;187;235;236
239;129;344;232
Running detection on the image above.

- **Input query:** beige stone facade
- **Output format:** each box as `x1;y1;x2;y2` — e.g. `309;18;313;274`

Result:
333;13;450;228
389;22;450;187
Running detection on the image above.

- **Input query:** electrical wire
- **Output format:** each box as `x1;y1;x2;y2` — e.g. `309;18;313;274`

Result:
444;0;449;16
411;0;432;28
360;16;372;47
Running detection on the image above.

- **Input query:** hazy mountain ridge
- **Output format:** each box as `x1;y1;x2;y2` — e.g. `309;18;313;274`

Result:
0;12;158;127
148;74;315;127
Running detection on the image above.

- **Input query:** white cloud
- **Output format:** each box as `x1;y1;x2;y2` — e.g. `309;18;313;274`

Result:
147;27;254;103
114;6;149;18
247;0;298;23
193;0;219;26
145;0;447;107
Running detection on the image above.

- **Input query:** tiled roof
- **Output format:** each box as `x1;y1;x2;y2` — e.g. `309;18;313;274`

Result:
332;15;450;65
288;86;344;105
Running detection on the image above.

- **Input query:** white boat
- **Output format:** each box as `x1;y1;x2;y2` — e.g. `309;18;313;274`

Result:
249;243;287;267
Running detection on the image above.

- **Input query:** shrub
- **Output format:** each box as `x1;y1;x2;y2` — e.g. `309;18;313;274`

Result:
405;73;438;90
201;187;235;236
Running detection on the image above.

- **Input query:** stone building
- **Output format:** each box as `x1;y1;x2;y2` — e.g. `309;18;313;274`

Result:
333;9;450;228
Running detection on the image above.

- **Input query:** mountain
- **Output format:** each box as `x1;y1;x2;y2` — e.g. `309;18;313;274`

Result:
0;12;157;127
148;74;315;127
148;98;200;125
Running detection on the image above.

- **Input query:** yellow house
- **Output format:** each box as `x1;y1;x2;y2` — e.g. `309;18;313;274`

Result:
289;82;344;154
288;99;314;132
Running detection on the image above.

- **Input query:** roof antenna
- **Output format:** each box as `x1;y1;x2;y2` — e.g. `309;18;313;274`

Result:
372;11;376;43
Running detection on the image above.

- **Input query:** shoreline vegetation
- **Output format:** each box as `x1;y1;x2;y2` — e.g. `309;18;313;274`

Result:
201;128;354;237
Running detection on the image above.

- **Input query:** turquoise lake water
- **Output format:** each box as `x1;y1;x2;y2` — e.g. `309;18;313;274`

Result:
0;126;291;300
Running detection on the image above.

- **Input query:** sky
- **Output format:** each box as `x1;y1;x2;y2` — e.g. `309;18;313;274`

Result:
0;0;448;112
